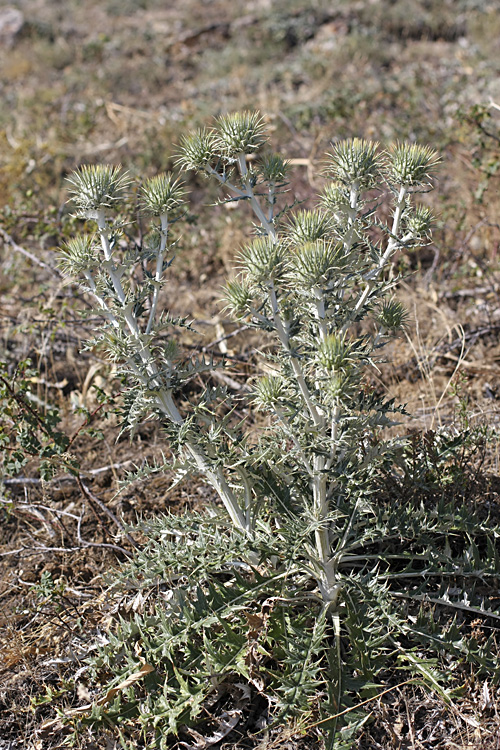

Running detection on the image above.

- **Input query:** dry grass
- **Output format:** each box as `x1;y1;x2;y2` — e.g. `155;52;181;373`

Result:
1;0;500;747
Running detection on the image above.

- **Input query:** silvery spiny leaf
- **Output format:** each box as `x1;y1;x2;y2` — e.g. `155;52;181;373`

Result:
214;111;267;158
287;210;333;243
156;310;196;332
160;338;178;362
388;142;440;186
169;353;219;386
325;139;381;189
119;387;158;436
59;234;99;275
176;128;217;171
102;326;136;363
118;452;185;490
67;164;130;214
141;173;186;216
238;237;288;284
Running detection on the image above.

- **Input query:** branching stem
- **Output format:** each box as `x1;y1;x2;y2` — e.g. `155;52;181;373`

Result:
342;184;408;333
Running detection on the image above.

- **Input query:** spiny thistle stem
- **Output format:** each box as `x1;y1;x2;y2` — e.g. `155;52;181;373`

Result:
325;403;341;472
236;152;277;241
379;183;408;269
312;286;328;341
267;181;276;224
313;455;334;589
269;283;323;429
343;180;360;254
95;209;137;327
343;183;409;333
82;270;120;328
273;404;314;477
235;145;335;589
95;210;174;391
206;164;245;196
312;410;342;606
235;465;254;531
146;214;168;336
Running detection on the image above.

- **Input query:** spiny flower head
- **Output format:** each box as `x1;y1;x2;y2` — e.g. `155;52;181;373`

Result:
254;375;287;409
238;237;288;284
377;298;410;332
287;210;333;244
176;128;217;172
214;111;267;158
224;278;254;318
325;369;358;401
319;182;350;213
67;164;130;214
317;333;355;373
404;205;434;240
389;143;440;186
141;173;186;216
325;139;381;189
292;240;343;288
258;153;290;183
59;234;98;276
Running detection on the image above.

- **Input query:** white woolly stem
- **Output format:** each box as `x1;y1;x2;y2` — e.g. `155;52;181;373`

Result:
93;210;248;533
146;213;168;335
269;283;323;430
343;180;359;254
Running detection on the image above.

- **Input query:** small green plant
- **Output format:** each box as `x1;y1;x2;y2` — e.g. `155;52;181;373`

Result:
57;113;500;747
0;359;77;481
462;101;500;203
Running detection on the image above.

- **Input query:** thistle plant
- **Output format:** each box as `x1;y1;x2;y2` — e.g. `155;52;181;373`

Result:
58;114;500;747
62;165;248;531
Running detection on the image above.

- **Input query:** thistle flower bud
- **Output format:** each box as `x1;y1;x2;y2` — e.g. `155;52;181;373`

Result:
319;182;350;214
377;299;409;332
67;165;130;215
292;240;343;287
287;210;333;244
254;375;286;408
238;238;288;284
59;234;98;276
141;173;185;217
326;370;355;401
317;334;353;373
258;153;290;183
404;205;434;240
214;111;267;159
388;143;440;186
224;278;253;317
325;139;381;189
176;128;217;172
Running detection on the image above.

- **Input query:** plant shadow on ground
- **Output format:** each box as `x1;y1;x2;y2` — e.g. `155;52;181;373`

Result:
1;0;500;748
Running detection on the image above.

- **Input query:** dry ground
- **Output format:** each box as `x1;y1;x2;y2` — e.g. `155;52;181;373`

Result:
1;1;500;747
